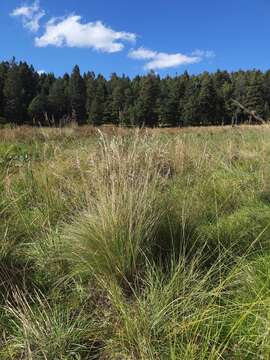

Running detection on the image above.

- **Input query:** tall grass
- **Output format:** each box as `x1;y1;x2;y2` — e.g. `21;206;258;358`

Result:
1;125;270;359
3;289;94;359
62;132;169;286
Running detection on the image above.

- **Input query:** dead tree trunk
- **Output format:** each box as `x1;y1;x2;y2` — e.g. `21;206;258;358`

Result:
232;99;266;124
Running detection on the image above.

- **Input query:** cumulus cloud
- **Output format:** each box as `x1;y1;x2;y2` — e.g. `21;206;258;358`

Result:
128;47;201;70
11;1;45;32
35;15;136;53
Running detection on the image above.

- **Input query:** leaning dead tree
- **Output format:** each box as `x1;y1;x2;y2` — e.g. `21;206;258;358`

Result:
232;99;267;124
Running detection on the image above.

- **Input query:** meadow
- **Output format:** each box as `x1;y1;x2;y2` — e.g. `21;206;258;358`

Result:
1;124;270;359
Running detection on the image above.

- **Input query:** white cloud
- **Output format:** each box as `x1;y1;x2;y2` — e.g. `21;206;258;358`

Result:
128;47;157;60
128;47;201;70
35;15;136;53
11;1;45;32
191;49;216;58
145;53;200;70
37;69;46;75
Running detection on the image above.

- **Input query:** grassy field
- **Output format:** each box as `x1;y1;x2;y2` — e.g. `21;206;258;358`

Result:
1;124;270;359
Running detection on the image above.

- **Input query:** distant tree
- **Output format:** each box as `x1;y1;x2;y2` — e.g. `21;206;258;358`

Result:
119;87;134;126
111;85;125;124
4;60;24;124
88;75;107;125
48;78;70;124
263;70;270;119
198;73;218;125
182;77;201;126
85;71;96;123
39;73;56;95
0;62;9;121
1;57;270;127
213;70;231;124
135;72;160;127
18;61;39;122
178;71;190;126
244;72;265;119
166;77;183;126
154;79;167;126
69;65;86;124
28;93;48;125
222;81;235;124
231;71;249;123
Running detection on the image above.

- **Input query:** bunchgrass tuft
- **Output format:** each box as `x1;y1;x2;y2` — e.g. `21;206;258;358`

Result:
62;132;168;286
2;288;95;360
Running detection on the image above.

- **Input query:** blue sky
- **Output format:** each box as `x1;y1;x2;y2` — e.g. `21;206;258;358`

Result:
0;0;269;77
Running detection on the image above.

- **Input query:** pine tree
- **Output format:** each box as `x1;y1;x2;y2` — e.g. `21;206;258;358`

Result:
264;70;270;119
4;60;24;124
244;72;265;119
0;57;270;128
178;71;190;126
220;82;234;124
88;75;106;125
28;93;48;125
39;73;56;95
85;71;96;123
0;62;8;122
213;70;231;124
111;85;124;124
49;78;70;124
120;87;134;126
198;73;218;125
155;81;168;127
182;77;200;126
69;65;86;124
18;61;39;122
135;72;160;127
166;78;183;126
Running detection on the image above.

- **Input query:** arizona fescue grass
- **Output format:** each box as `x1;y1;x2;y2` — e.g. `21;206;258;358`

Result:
1;124;270;359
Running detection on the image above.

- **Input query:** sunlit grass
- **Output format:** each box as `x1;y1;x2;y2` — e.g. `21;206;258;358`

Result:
1;125;270;358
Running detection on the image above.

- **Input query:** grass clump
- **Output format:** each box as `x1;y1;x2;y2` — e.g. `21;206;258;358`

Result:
98;259;226;360
62;132;167;286
2;289;95;360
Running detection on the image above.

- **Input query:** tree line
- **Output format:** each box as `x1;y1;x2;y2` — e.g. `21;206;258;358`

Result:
0;58;269;127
